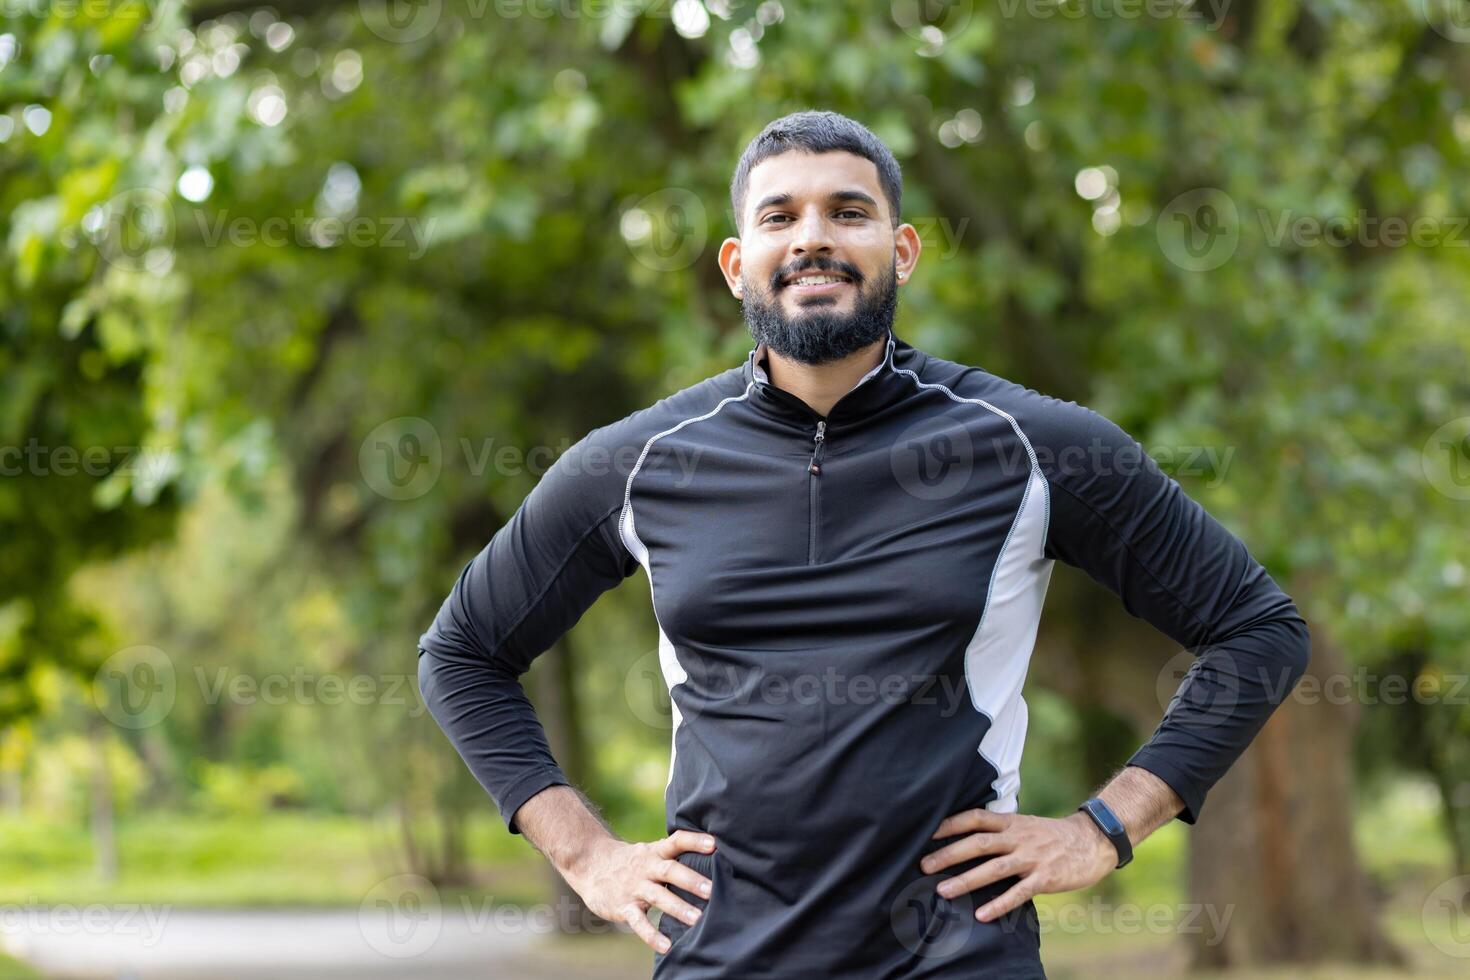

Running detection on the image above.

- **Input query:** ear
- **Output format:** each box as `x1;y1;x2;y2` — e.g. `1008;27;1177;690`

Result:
893;223;922;284
718;237;744;298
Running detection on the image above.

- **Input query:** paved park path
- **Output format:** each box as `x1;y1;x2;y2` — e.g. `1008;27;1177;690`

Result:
1;907;651;979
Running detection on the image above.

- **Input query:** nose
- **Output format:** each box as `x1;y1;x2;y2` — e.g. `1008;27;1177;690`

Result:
790;207;835;258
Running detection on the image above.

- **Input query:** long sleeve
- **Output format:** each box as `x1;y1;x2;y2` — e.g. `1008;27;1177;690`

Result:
417;425;639;834
1025;396;1311;824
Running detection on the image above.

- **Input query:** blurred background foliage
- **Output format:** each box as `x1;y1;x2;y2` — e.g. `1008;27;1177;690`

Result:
2;0;1469;976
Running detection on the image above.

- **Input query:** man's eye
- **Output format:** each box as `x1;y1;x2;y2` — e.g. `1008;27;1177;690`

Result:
762;214;791;225
836;210;866;220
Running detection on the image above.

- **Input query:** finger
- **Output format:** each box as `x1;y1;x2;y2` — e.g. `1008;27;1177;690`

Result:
932;807;1010;839
657;830;718;859
637;881;704;928
622;903;668;954
977;877;1036;922
654;857;714;900
935;855;1026;898
919;832;1013;874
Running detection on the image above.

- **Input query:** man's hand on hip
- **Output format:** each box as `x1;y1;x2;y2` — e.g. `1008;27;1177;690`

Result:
920;808;1116;922
563;829;717;954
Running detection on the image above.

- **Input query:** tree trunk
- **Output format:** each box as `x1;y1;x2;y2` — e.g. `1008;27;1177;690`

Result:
398;740;475;887
0;730;20;815
1034;570;1396;965
1186;620;1401;966
1428;735;1470;877
90;722;118;882
1383;646;1470;877
137;729;178;808
536;636;598;934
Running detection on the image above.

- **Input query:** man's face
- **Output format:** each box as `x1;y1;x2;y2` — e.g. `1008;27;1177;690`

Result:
719;150;920;365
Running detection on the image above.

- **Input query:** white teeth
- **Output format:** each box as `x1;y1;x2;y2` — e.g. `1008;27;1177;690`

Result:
791;276;846;286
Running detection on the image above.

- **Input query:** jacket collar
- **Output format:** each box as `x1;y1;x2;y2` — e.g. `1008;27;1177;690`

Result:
740;328;913;426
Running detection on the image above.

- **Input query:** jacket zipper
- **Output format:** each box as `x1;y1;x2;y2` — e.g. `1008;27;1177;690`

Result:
807;420;826;565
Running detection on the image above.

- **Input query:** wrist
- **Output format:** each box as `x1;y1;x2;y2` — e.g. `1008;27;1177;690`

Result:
514;785;621;882
557;830;620;882
1068;811;1117;871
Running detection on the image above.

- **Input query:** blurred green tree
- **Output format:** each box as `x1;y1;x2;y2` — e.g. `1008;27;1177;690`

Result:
3;0;1468;966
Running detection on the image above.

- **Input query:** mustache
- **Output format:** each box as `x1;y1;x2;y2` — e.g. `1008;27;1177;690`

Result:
771;258;865;290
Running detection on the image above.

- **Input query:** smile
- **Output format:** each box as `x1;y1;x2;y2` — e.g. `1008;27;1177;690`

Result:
782;274;853;295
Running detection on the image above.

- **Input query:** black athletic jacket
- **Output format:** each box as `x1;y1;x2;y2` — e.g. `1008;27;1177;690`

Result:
417;328;1311;978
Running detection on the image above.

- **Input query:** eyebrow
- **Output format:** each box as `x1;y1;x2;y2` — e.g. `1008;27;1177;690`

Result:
751;188;880;215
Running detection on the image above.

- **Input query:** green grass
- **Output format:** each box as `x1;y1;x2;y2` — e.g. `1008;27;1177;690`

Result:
0;952;39;980
0;811;546;907
1355;779;1455;880
0;810;1195;914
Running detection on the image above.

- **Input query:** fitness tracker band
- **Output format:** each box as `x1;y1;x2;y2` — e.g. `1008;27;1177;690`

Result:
1078;797;1133;869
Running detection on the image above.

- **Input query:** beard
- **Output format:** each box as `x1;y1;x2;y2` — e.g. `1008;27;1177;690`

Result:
741;260;897;366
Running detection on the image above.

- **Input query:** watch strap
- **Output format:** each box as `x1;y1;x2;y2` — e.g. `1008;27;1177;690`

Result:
1078;797;1133;869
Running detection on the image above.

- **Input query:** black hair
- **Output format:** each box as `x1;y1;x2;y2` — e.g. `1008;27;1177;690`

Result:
730;110;903;234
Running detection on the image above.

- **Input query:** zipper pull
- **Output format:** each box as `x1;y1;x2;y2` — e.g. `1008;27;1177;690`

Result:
808;420;827;475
